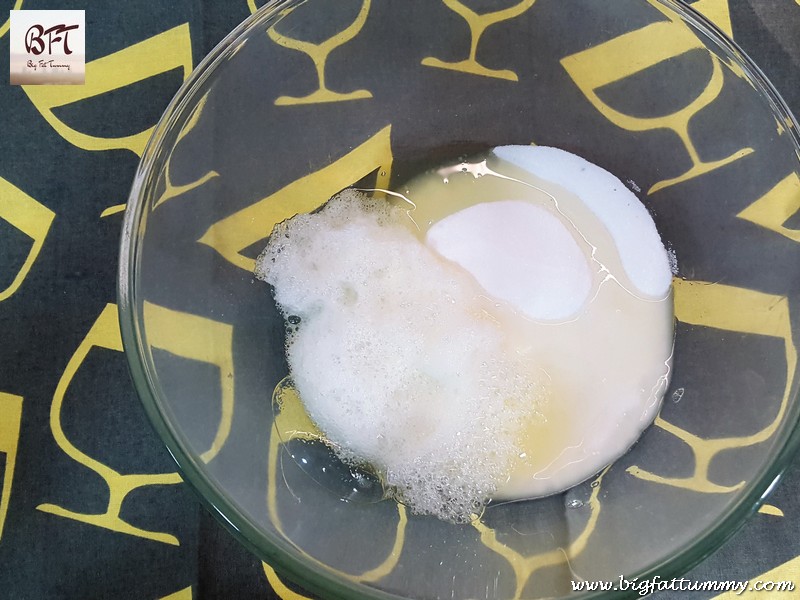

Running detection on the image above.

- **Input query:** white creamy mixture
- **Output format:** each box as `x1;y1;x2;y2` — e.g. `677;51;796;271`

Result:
256;146;674;520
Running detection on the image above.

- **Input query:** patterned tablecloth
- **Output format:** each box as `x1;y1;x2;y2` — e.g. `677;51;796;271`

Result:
1;1;799;598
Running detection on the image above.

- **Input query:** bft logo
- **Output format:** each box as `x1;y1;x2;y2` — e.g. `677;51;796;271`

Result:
25;23;80;56
9;10;85;85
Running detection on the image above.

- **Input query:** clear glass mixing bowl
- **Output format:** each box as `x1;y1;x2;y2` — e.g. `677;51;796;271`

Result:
120;0;800;598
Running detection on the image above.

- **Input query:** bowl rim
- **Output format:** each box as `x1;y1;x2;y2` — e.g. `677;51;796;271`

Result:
118;1;800;598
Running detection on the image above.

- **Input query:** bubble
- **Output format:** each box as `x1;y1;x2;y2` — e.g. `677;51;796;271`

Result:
255;190;545;522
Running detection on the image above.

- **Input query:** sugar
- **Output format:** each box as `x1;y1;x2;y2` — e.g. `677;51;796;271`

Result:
426;200;592;321
493;146;672;299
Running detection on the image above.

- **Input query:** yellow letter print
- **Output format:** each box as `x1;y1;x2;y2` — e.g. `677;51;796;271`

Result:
0;0;24;39
561;15;753;194
737;172;800;244
0;177;55;303
422;0;536;81
758;504;783;517
23;24;193;157
199;125;393;272
262;563;314;600
158;586;193;600
141;301;235;463
692;0;734;39
0;392;23;541
628;278;797;493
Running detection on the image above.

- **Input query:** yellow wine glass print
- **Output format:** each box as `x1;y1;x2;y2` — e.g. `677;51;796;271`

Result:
121;0;800;597
36;304;183;546
561;17;753;195
267;0;373;105
627;279;797;494
422;0;536;81
472;469;608;600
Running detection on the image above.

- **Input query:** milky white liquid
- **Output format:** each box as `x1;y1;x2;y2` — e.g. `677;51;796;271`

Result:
257;146;674;520
404;146;674;498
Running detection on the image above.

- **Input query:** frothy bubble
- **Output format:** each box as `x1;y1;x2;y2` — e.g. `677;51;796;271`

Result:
256;190;545;522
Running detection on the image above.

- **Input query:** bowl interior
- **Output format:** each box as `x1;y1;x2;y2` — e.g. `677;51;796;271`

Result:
121;0;800;598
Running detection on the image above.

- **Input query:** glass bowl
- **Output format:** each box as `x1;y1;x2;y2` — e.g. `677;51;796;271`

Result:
119;0;800;598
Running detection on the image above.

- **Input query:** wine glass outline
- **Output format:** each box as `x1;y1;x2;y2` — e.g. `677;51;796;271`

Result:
561;17;753;195
268;0;374;105
421;0;537;82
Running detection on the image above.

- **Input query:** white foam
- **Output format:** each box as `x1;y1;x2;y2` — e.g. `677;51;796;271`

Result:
256;190;544;522
493;146;672;298
426;200;592;321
